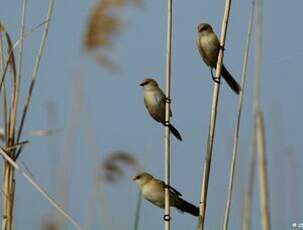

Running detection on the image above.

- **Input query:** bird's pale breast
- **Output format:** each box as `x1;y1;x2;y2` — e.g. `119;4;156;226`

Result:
199;33;219;67
144;90;165;122
142;180;165;208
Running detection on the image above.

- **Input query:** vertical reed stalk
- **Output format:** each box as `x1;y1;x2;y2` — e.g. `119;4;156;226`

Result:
15;0;54;159
222;1;255;229
197;0;233;229
255;112;270;230
2;3;27;228
253;0;270;228
10;0;27;138
2;163;15;230
1;1;54;230
133;191;142;230
164;0;173;229
242;127;257;230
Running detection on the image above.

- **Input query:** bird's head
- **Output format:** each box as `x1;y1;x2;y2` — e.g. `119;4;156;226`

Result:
132;172;153;186
140;78;158;90
197;23;213;35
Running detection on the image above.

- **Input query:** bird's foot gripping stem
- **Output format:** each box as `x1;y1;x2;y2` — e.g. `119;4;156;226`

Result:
210;69;221;84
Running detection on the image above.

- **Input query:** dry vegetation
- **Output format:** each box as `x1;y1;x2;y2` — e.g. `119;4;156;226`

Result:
1;0;295;229
84;0;143;70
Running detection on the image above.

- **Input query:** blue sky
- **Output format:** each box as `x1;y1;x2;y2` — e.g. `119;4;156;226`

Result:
1;0;303;229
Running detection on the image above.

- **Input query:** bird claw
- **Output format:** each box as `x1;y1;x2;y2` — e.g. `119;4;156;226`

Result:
210;69;221;84
218;44;225;51
212;76;221;84
164;97;171;104
163;214;171;222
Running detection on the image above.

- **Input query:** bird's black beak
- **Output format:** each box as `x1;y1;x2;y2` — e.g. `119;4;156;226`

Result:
140;82;144;86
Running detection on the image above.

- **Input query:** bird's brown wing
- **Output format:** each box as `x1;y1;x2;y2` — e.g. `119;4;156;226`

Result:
157;179;182;197
169;185;182;197
161;97;173;117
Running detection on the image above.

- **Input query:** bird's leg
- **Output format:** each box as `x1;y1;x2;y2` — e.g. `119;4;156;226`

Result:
210;68;221;84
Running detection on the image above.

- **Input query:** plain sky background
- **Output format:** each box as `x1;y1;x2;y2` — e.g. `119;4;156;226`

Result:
1;0;303;229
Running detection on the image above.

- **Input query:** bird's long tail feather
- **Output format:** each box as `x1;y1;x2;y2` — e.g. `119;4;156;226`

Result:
222;65;241;94
168;124;182;141
175;198;199;216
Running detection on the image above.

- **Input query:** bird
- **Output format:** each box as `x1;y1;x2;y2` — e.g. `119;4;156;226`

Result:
140;78;182;141
196;22;241;94
133;172;199;216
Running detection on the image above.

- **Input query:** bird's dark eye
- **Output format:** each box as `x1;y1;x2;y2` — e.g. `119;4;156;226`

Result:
198;26;204;32
134;175;141;180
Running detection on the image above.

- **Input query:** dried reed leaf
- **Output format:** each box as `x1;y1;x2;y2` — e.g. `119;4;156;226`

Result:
84;0;143;70
101;151;140;183
28;128;62;137
4;29;16;77
0;127;61;141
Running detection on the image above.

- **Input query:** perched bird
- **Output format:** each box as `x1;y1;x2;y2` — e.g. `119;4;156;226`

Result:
133;172;199;216
140;78;182;141
196;23;241;94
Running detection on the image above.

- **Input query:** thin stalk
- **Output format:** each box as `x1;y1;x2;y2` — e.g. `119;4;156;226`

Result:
133;191;142;230
222;1;255;229
1;2;54;229
0;29;8;141
253;0;270;228
0;35;10;230
197;0;233;229
15;0;55;160
255;112;270;230
242;127;257;230
1;23;18;230
10;0;27;147
0;147;83;230
164;0;173;230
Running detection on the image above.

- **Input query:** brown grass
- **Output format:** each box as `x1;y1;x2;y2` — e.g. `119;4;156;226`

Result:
0;1;83;230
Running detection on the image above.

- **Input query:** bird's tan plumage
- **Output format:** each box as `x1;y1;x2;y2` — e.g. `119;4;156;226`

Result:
140;78;182;141
196;23;241;94
133;172;199;216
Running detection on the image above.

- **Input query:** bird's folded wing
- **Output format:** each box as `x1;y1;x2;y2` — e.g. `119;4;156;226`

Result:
157;180;182;197
161;97;173;117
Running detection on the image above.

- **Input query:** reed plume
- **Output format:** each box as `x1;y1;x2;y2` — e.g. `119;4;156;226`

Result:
84;0;143;70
